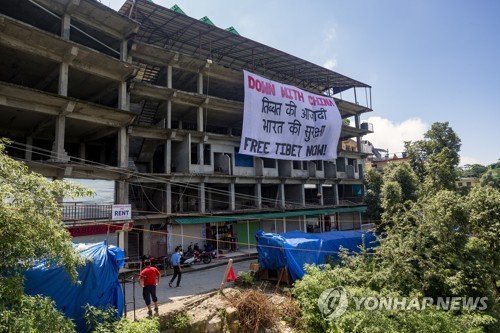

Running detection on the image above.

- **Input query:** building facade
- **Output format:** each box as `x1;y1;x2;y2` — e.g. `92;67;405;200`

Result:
0;0;374;260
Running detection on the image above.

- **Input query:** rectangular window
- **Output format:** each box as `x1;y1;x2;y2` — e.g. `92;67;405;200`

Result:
190;143;199;164
263;158;276;168
336;158;345;172
203;144;211;165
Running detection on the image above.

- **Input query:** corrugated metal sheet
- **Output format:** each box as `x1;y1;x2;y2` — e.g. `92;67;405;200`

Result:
173;206;367;224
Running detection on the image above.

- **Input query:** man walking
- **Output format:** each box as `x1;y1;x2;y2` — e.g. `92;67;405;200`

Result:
138;259;161;317
169;246;182;287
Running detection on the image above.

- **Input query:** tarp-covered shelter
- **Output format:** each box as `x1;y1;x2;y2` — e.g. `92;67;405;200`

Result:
256;230;377;281
24;242;125;332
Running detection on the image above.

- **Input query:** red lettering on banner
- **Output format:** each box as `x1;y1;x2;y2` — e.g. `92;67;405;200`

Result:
68;223;132;237
308;95;334;107
248;75;276;96
280;87;305;102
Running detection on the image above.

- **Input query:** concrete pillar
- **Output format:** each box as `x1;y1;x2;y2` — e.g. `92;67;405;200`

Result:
118;231;126;251
118;127;128;168
116;127;129;204
58;62;69;96
255;183;262;209
61;13;70;40
167;66;173;88
167;66;172;129
318;184;324;206
301;184;306;206
165;183;172;214
279;183;285;208
118;81;128;111
230;183;235;211
355;115;362;152
334;184;339;205
197;72;204;165
199;183;205;212
53;115;67;162
282;217;286;233
25;137;33;161
164;141;171;173
120;39;128;62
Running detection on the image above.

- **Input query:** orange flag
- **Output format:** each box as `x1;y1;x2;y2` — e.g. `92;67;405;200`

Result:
226;266;236;282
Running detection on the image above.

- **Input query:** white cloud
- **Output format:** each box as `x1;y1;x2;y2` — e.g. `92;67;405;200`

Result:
323;57;338;70
362;116;428;154
325;27;337;41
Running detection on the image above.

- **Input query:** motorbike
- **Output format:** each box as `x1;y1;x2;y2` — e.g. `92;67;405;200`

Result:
180;249;212;266
141;254;170;270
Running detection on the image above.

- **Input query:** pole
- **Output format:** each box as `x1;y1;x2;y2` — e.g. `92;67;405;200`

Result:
219;259;233;293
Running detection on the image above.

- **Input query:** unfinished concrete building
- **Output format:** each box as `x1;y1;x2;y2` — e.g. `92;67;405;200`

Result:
0;0;374;260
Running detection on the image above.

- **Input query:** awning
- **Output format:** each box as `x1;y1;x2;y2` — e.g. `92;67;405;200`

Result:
173;206;366;225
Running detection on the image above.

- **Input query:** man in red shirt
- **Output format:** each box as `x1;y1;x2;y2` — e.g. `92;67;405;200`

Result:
138;259;161;317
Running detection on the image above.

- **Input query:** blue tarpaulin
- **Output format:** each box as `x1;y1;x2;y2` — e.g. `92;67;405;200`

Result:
24;242;125;332
256;230;377;281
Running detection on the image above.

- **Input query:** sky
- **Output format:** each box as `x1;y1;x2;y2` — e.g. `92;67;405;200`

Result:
105;0;500;166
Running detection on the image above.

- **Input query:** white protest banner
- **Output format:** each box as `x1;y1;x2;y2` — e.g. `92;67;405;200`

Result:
240;70;342;161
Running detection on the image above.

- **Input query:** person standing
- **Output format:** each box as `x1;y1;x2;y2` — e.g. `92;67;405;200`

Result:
169;246;182;287
138;259;161;317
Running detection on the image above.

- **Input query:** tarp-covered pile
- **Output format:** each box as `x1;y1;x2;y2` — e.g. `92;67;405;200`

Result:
256;230;377;281
24;242;125;332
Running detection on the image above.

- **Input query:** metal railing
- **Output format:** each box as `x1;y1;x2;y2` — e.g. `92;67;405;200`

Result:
62;203;113;221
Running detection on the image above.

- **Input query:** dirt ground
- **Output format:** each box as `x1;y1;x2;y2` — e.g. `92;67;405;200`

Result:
126;283;301;332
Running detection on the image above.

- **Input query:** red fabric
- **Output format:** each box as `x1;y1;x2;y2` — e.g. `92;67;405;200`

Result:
139;266;161;286
227;266;236;282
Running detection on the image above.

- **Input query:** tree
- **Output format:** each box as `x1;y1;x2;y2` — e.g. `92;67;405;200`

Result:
382;162;419;202
0;140;160;333
405;122;461;193
481;170;500;189
0;140;92;332
459;164;488;178
466;186;500;297
364;168;384;223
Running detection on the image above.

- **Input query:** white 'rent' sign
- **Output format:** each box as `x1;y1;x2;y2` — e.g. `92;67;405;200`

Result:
112;204;131;221
240;71;342;161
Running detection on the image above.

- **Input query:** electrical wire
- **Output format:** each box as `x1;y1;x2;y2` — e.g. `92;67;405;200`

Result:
70;219;378;256
6;140;345;211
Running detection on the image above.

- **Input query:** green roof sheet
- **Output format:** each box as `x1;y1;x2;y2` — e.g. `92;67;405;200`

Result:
174;206;367;225
199;16;215;25
170;4;186;15
225;26;240;35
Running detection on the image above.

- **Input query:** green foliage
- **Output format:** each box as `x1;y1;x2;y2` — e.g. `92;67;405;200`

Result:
170;310;191;330
364;168;384;222
383;162;419;202
0;290;76;333
294;186;500;332
84;305;160;333
459;164;488;178
0;140;94;332
0;140;93;280
84;305;119;333
405;122;461;190
480;170;500;189
238;271;254;286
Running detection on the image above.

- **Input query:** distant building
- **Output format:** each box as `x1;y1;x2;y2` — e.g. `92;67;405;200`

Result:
366;151;408;173
456;177;480;189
